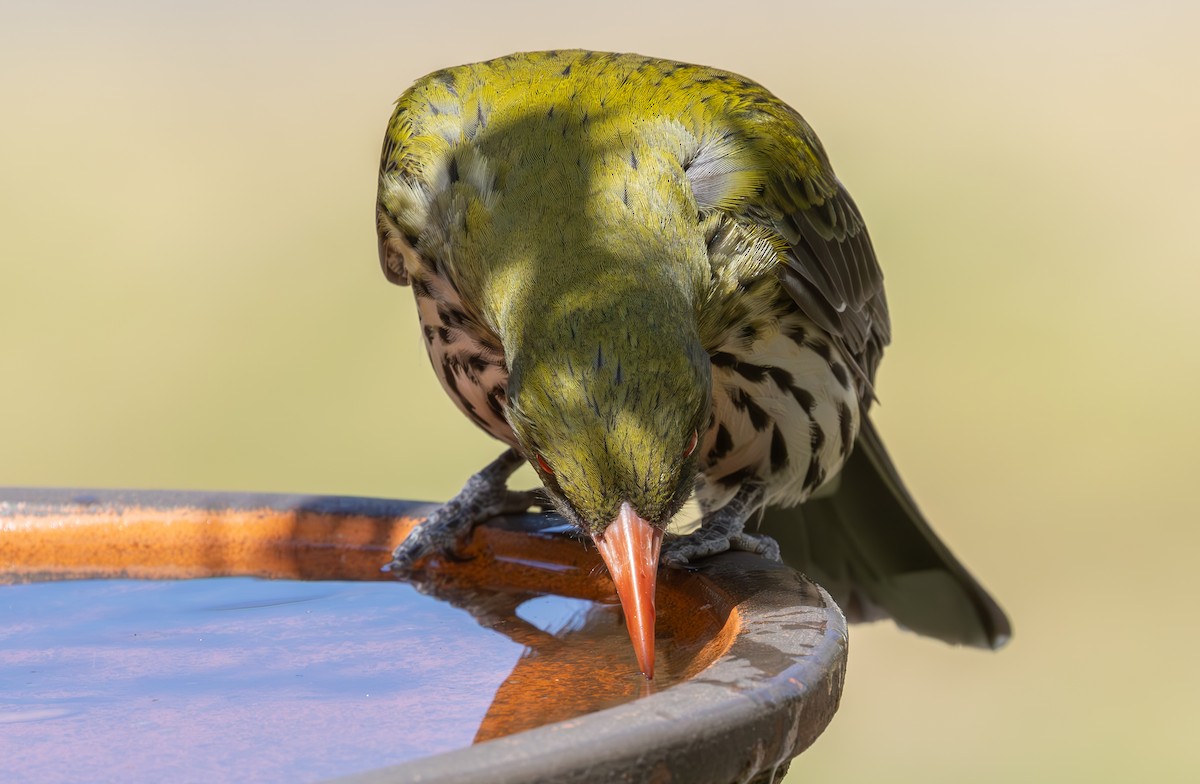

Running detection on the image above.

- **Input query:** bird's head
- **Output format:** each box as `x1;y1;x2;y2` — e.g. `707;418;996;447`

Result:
504;304;710;678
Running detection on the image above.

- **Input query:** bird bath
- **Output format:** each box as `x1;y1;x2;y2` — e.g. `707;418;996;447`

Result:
1;488;846;783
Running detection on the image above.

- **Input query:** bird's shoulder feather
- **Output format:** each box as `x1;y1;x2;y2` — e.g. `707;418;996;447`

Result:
677;76;891;391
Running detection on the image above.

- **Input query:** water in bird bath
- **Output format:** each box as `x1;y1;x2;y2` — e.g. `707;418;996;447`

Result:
0;493;739;780
0;569;728;783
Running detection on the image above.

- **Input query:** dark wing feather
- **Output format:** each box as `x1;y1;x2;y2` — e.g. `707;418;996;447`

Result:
770;182;889;394
736;106;892;397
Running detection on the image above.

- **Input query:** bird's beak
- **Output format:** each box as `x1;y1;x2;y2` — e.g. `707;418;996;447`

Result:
592;501;663;679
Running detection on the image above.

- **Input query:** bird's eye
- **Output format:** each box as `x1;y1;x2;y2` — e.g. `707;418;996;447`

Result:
682;429;699;459
535;454;554;475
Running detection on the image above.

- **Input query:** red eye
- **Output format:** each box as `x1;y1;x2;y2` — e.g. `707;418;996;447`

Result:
535;454;554;475
682;429;699;458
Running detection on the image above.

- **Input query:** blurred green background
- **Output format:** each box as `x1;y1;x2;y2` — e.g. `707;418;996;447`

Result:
3;1;1197;781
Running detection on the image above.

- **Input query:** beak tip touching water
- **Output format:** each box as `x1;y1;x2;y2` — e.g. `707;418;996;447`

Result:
592;502;663;679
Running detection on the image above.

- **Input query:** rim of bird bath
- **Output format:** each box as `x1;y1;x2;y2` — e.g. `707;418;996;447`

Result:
0;487;847;784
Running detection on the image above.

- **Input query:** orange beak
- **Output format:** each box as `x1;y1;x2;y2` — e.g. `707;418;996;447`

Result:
592;501;663;679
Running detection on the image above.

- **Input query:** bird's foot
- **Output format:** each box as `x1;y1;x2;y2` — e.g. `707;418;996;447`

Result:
386;448;541;574
661;483;780;566
662;528;781;565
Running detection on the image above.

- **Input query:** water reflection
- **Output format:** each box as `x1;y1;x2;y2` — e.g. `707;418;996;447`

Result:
398;567;678;744
0;566;720;782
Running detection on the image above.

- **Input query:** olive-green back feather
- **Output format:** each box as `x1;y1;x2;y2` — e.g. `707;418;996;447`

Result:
377;50;890;401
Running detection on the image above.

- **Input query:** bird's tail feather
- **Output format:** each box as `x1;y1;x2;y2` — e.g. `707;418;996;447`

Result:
759;417;1011;649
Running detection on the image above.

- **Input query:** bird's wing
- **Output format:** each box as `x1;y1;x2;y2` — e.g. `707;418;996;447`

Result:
688;92;891;393
758;159;890;389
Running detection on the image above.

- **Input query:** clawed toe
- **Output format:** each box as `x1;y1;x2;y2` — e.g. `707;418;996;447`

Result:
729;531;782;562
661;529;781;567
661;484;779;566
385;518;468;573
661;534;729;566
385;449;545;574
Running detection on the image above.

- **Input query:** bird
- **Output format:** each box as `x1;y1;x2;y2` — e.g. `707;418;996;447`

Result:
375;50;1009;678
